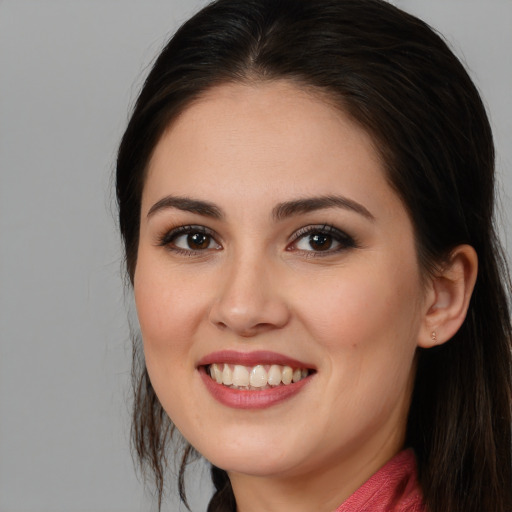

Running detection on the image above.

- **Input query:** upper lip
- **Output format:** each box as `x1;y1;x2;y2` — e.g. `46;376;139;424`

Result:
197;350;315;369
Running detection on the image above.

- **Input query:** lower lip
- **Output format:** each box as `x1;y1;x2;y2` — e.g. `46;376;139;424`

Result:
199;367;312;410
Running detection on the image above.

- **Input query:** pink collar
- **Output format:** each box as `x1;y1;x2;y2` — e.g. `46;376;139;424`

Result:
335;450;424;512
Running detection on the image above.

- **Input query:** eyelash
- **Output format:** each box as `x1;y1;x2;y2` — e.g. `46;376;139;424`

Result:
287;224;357;257
157;224;357;257
157;225;220;256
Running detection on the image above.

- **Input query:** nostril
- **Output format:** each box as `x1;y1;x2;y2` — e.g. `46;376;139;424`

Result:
208;286;291;335
239;323;280;337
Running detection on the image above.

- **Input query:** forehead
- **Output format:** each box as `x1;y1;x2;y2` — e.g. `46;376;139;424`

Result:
144;81;388;203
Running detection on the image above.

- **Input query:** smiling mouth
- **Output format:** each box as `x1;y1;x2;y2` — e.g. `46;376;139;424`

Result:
206;363;313;390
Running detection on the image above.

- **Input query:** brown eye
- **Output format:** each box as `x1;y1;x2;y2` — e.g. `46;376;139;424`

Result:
308;233;333;251
161;226;221;253
172;232;216;251
290;225;356;255
295;232;340;252
186;232;211;250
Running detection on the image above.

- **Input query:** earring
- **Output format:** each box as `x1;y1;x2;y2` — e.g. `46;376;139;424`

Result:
431;331;438;343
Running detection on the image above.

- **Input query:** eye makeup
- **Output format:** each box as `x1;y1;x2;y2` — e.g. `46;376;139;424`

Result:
154;221;359;259
287;224;358;256
156;224;221;256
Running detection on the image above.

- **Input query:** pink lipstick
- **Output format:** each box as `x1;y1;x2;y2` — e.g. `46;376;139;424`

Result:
197;350;315;409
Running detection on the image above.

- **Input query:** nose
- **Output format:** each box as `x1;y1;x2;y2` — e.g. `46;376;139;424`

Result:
208;254;291;337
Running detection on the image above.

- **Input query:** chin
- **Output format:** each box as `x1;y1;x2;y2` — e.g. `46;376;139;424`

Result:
208;451;302;478
188;428;306;477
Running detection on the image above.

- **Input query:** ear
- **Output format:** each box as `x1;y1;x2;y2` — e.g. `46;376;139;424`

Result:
418;244;478;348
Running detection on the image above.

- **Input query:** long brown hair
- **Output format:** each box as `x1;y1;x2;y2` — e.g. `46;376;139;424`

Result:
116;1;512;510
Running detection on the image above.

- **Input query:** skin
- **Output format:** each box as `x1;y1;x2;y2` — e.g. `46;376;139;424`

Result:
133;81;476;512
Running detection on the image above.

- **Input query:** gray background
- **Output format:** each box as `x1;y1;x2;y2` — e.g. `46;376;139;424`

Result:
0;1;510;511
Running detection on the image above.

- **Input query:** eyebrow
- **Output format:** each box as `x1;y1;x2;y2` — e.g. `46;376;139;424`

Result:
147;196;223;219
146;194;374;222
272;195;375;221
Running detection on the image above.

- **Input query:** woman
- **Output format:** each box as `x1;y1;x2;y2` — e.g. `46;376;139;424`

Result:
116;0;512;511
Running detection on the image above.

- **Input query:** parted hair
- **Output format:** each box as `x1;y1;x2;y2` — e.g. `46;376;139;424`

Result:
116;1;512;511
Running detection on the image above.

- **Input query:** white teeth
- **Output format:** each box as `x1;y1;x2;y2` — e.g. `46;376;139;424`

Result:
232;365;250;387
281;366;293;385
249;365;267;388
212;363;223;384
222;364;233;385
208;363;311;389
267;364;282;386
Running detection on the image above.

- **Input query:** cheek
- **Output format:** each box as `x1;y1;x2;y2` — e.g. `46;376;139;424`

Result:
133;255;207;424
294;264;422;350
300;266;421;417
133;253;205;361
291;257;424;420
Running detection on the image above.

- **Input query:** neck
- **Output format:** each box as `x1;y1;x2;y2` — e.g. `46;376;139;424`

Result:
229;436;404;512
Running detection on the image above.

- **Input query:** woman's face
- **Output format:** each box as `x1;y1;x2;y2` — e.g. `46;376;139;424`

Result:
134;82;428;483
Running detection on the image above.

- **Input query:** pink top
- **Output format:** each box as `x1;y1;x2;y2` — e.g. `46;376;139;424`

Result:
335;450;425;512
